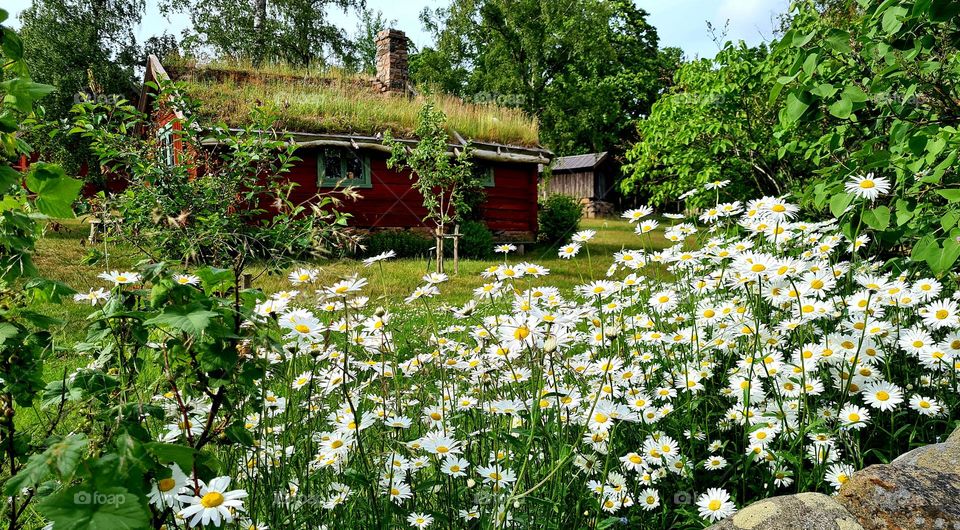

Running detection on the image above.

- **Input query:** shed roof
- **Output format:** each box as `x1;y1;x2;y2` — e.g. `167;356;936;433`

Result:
540;152;608;173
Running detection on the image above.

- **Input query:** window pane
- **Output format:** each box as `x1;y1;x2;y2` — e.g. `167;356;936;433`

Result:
321;148;342;179
344;151;364;181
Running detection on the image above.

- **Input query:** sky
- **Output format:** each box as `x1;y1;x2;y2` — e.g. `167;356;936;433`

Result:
4;0;790;60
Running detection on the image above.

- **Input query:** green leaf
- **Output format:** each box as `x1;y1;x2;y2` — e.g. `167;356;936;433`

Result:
930;237;960;274
830;192;853;218
25;163;82;218
936;189;960;202
863;205;890;230
0;165;20;193
39;486;150;530
824;29;852;53
25;278;77;303
144;305;218;335
784;93;809;124
881;6;908;33
942;210;960;232
225;422;256;446
145;442;195;472
828;97;853;119
0;322;18;345
3;435;88;495
0;78;54;112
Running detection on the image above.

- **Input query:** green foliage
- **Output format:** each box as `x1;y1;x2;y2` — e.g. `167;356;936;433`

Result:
361;230;434;259
0;12;83;527
165;0;364;67
455;220;493;259
385;102;484;270
774;0;960;275
538;194;583;243
71;80;357;269
413;0;670;154
625;0;960;275
622;43;813;208
17;0;145;175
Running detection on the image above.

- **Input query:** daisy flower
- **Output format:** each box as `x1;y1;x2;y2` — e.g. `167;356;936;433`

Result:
838;404;870;429
326;276;368;296
558;243;581;259
844;173;890;200
407;512;433;529
98;270;141;285
703;455;727;470
862;381;903;412
362;250;396;267
73;288;110;305
441;457;469;477
494;244;517;254
909;395;943;416
639;488;660;510
173;274;200;286
177;476;247;527
148;464;188;509
572;230;597;242
288;267;319;285
622;206;653;222
696;487;736;522
921;299;960;330
824;463;855;491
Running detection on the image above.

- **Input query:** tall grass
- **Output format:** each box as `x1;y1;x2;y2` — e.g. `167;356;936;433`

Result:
165;59;540;147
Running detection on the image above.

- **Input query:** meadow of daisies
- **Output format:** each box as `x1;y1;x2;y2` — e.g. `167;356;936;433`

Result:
39;175;960;529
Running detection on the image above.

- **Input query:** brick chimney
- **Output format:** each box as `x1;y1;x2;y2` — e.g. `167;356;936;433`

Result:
375;29;409;94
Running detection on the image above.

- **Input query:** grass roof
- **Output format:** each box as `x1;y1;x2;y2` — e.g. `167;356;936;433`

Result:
163;59;541;148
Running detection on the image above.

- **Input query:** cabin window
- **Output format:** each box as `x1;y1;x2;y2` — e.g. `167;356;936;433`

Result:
158;123;175;166
317;147;372;188
473;165;495;187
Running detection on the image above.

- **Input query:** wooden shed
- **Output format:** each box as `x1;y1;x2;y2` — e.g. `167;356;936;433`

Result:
539;152;622;217
137;30;551;240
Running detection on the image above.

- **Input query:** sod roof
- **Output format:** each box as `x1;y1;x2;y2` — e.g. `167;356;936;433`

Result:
158;58;542;149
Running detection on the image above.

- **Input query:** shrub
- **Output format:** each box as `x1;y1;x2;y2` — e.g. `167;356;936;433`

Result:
361;229;434;259
454;220;493;259
538;194;583;243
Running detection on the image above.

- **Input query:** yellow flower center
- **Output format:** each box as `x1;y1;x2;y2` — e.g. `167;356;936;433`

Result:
514;326;530;340
708;499;722;511
295;324;311;333
859;180;875;189
116;276;128;283
876;391;890;401
331;439;344;449
936;309;949;319
158;478;176;492
436;446;449;454
200;492;225;508
750;264;766;273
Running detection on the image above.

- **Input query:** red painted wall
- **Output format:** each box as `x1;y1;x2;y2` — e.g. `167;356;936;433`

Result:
286;149;538;235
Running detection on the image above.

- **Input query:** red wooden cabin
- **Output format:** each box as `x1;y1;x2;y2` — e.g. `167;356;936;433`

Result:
138;30;551;240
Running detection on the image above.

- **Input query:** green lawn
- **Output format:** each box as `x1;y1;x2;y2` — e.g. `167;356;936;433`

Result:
19;215;668;436
33;216;668;341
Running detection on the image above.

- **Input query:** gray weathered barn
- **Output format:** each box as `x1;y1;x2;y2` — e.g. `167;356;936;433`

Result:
539;152;622;217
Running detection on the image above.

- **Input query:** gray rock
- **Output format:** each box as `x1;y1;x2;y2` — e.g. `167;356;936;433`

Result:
837;463;960;530
707;492;864;530
892;441;960;475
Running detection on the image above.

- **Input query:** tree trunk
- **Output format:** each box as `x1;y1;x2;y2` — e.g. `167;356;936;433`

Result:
251;0;267;65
